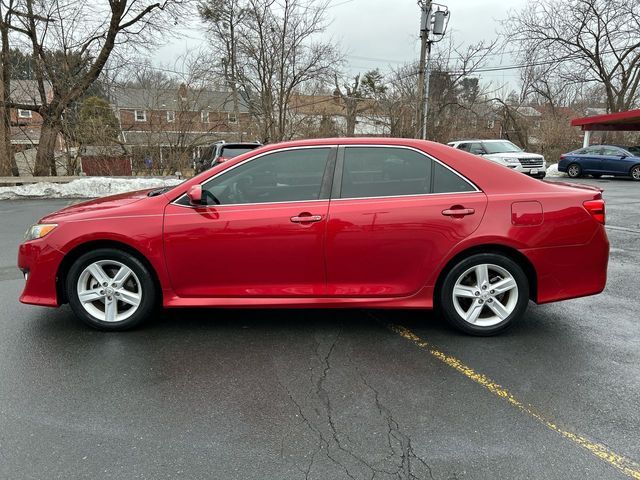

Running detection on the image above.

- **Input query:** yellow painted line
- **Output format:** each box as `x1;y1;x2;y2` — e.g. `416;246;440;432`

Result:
388;323;640;480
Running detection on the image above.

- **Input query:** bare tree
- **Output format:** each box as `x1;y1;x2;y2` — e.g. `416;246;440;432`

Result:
200;0;341;142
1;0;189;176
504;0;640;113
0;0;19;175
333;69;387;137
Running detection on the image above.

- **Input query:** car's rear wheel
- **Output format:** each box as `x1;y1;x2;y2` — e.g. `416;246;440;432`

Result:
439;253;529;336
66;248;157;331
567;163;582;178
631;165;640;181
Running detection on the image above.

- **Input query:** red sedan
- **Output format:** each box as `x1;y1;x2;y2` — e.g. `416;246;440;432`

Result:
18;138;609;335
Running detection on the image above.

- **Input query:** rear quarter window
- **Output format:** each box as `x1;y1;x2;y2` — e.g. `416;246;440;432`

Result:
432;162;476;194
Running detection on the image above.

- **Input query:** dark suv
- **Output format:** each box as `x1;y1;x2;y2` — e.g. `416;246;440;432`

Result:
194;141;262;174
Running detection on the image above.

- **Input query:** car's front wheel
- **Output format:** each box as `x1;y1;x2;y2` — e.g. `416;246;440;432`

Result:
567;163;582;178
631;165;640;181
439;253;529;336
66;248;157;331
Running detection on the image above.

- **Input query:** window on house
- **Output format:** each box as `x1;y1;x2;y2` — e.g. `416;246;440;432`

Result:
18;109;32;119
228;112;237;124
201;111;210;123
135;110;147;122
166;110;175;122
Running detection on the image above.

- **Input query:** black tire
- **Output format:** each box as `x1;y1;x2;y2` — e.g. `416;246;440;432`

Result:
438;253;530;336
65;248;157;331
567;163;582;178
631;165;640;181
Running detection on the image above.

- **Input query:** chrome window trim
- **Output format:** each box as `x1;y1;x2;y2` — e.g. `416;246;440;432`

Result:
337;144;481;199
171;143;481;209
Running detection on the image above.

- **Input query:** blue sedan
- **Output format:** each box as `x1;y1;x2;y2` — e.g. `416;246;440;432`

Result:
559;145;640;180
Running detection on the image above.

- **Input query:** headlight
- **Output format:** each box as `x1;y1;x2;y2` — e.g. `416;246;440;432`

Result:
24;224;57;241
503;157;520;164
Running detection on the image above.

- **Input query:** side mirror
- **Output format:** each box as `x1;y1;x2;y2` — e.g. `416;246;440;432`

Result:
187;185;202;205
620;155;628;159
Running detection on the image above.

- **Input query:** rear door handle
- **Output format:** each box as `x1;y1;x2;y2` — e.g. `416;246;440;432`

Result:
442;208;475;217
290;214;323;223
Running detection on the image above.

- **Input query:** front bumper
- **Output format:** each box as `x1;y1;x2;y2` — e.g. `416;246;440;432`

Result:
17;241;65;307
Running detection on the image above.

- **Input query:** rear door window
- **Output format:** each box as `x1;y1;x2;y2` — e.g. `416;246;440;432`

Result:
339;146;476;199
220;145;258;159
340;147;432;199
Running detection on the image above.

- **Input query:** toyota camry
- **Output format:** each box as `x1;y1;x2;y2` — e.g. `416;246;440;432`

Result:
18;138;609;335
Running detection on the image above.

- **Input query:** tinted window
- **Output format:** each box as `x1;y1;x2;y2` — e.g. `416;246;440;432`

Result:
220;146;258;158
468;142;486;155
201;148;330;205
601;146;625;156
580;147;603;155
432;162;475;194
457;143;470;152
340;147;432;199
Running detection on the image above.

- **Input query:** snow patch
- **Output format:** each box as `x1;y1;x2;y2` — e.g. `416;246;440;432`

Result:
545;163;565;178
0;177;183;200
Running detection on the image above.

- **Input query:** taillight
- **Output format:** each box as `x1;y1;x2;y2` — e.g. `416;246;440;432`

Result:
583;199;605;225
560;154;566;161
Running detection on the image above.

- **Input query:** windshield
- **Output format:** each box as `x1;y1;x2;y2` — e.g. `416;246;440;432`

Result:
220;146;258;158
482;141;523;154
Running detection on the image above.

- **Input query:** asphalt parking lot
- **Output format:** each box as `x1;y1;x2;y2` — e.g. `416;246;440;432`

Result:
0;177;639;480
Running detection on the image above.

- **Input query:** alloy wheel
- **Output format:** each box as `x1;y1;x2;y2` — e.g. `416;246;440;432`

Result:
632;166;640;180
76;260;142;322
452;263;519;327
568;164;580;177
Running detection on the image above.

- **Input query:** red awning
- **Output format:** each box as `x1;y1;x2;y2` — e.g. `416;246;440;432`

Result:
571;109;640;131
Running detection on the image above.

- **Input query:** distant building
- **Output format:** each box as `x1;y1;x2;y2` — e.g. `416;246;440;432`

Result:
8;79;63;153
111;84;252;171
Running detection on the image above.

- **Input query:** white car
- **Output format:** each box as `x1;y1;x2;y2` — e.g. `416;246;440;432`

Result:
447;139;547;179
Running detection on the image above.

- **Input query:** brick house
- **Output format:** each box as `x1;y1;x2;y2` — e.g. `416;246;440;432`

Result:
111;84;253;173
8;80;63;153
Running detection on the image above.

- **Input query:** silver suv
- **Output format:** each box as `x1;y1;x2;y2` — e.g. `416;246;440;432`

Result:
447;139;547;179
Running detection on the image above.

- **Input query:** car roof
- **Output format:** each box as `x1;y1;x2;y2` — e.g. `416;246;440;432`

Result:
449;139;512;143
221;142;262;147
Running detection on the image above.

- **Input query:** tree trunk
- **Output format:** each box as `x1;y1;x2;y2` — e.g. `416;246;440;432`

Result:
0;108;15;176
345;98;357;137
34;119;60;176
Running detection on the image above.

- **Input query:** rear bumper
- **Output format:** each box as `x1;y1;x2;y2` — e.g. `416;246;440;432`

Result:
523;226;609;304
17;241;64;307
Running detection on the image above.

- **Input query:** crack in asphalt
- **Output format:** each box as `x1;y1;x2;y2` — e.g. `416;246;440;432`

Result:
277;325;450;480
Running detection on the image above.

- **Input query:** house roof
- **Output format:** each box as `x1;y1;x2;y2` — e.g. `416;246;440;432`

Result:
515;106;542;118
111;86;250;113
571;109;640;131
120;130;229;147
10;126;40;145
9;79;52;106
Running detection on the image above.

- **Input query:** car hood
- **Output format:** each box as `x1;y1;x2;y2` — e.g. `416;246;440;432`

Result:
485;152;543;159
40;189;154;223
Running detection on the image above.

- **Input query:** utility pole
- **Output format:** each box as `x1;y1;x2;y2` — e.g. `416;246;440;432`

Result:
415;0;431;140
415;2;449;140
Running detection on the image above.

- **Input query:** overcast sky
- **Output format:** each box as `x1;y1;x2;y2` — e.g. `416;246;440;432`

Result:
153;0;530;89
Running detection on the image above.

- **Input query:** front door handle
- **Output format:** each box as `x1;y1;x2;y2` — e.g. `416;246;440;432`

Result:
442;207;475;217
290;213;323;223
